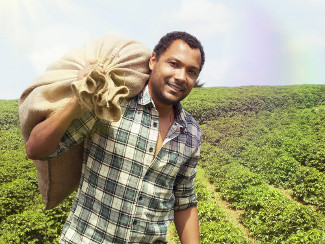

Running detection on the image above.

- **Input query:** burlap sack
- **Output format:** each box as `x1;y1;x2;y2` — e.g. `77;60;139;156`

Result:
18;35;151;209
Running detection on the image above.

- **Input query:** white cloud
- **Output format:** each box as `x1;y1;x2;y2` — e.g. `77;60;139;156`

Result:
27;26;92;74
27;26;133;75
287;33;325;56
200;57;238;87
170;0;234;38
309;0;325;4
307;34;325;50
29;44;71;74
0;89;17;100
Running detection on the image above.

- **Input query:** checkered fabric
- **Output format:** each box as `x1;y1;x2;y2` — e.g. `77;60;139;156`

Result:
47;85;202;243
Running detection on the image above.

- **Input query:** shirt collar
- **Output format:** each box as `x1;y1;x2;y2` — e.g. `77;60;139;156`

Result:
137;84;154;107
137;85;188;131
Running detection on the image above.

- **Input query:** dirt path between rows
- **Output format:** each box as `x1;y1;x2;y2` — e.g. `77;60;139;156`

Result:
197;166;256;243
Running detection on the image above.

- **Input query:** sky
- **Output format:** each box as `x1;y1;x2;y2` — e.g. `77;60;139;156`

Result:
0;0;325;99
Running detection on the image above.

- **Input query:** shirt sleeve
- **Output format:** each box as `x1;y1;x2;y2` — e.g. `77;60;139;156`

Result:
41;110;98;160
173;145;201;211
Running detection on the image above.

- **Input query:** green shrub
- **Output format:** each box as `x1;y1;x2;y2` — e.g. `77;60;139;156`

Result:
0;160;34;184
216;163;265;204
292;167;325;212
242;200;325;243
0;177;38;221
284;229;325;244
195;167;249;243
236;184;287;210
0;128;24;151
306;148;325;172
200;221;249;244
0;209;58;244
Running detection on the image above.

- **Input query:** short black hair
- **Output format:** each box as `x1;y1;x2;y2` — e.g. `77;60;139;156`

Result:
153;31;205;72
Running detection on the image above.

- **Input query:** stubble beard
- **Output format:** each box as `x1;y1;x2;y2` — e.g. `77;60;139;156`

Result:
151;78;185;106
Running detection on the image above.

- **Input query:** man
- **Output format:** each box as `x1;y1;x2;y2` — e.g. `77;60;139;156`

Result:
26;31;205;243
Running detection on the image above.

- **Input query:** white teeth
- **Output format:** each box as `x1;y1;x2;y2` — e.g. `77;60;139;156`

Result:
169;84;182;91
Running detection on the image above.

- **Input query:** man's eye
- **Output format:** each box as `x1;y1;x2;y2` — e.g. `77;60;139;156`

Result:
189;70;198;76
169;61;177;67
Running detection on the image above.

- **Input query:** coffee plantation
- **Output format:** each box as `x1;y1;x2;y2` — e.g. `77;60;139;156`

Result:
1;85;325;243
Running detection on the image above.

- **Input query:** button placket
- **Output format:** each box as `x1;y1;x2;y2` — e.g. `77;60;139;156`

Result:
126;177;145;241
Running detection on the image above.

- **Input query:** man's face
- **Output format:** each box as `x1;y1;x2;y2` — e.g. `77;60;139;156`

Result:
148;39;201;107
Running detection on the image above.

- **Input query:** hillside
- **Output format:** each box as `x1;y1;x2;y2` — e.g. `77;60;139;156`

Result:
1;85;325;243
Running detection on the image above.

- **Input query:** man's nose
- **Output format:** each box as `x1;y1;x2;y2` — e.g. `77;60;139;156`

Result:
175;68;186;82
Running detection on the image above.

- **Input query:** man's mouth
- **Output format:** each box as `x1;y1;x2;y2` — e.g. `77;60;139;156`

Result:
168;83;184;92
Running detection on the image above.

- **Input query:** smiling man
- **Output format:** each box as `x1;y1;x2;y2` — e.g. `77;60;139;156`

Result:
26;31;205;243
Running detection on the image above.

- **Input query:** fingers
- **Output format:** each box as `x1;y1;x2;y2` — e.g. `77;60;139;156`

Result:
85;60;105;72
78;60;106;80
86;59;97;65
96;62;105;74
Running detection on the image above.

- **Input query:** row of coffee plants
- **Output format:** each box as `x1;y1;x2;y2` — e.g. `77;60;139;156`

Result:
167;167;250;243
200;107;325;213
199;142;325;243
181;84;325;242
0;194;75;243
0;100;75;243
195;167;250;243
183;85;325;124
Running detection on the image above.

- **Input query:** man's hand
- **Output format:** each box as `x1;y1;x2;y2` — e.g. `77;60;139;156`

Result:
77;60;106;80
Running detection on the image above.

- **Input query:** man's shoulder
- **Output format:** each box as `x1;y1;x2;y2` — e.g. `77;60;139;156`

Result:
121;96;137;108
182;109;202;138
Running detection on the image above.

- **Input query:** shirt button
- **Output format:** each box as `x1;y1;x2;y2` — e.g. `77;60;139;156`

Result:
153;122;157;127
139;195;143;201
149;147;153;152
133;220;137;225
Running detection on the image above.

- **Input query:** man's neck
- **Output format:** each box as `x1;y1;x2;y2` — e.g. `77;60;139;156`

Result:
147;84;174;116
155;102;174;117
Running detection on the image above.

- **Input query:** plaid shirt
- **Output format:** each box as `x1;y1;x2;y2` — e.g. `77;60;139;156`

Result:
49;86;202;243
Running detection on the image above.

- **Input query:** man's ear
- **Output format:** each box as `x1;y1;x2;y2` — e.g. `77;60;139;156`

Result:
149;52;157;71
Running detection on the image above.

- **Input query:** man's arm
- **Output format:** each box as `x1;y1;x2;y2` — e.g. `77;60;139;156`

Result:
173;146;201;243
25;60;104;160
25;97;82;160
174;206;200;244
